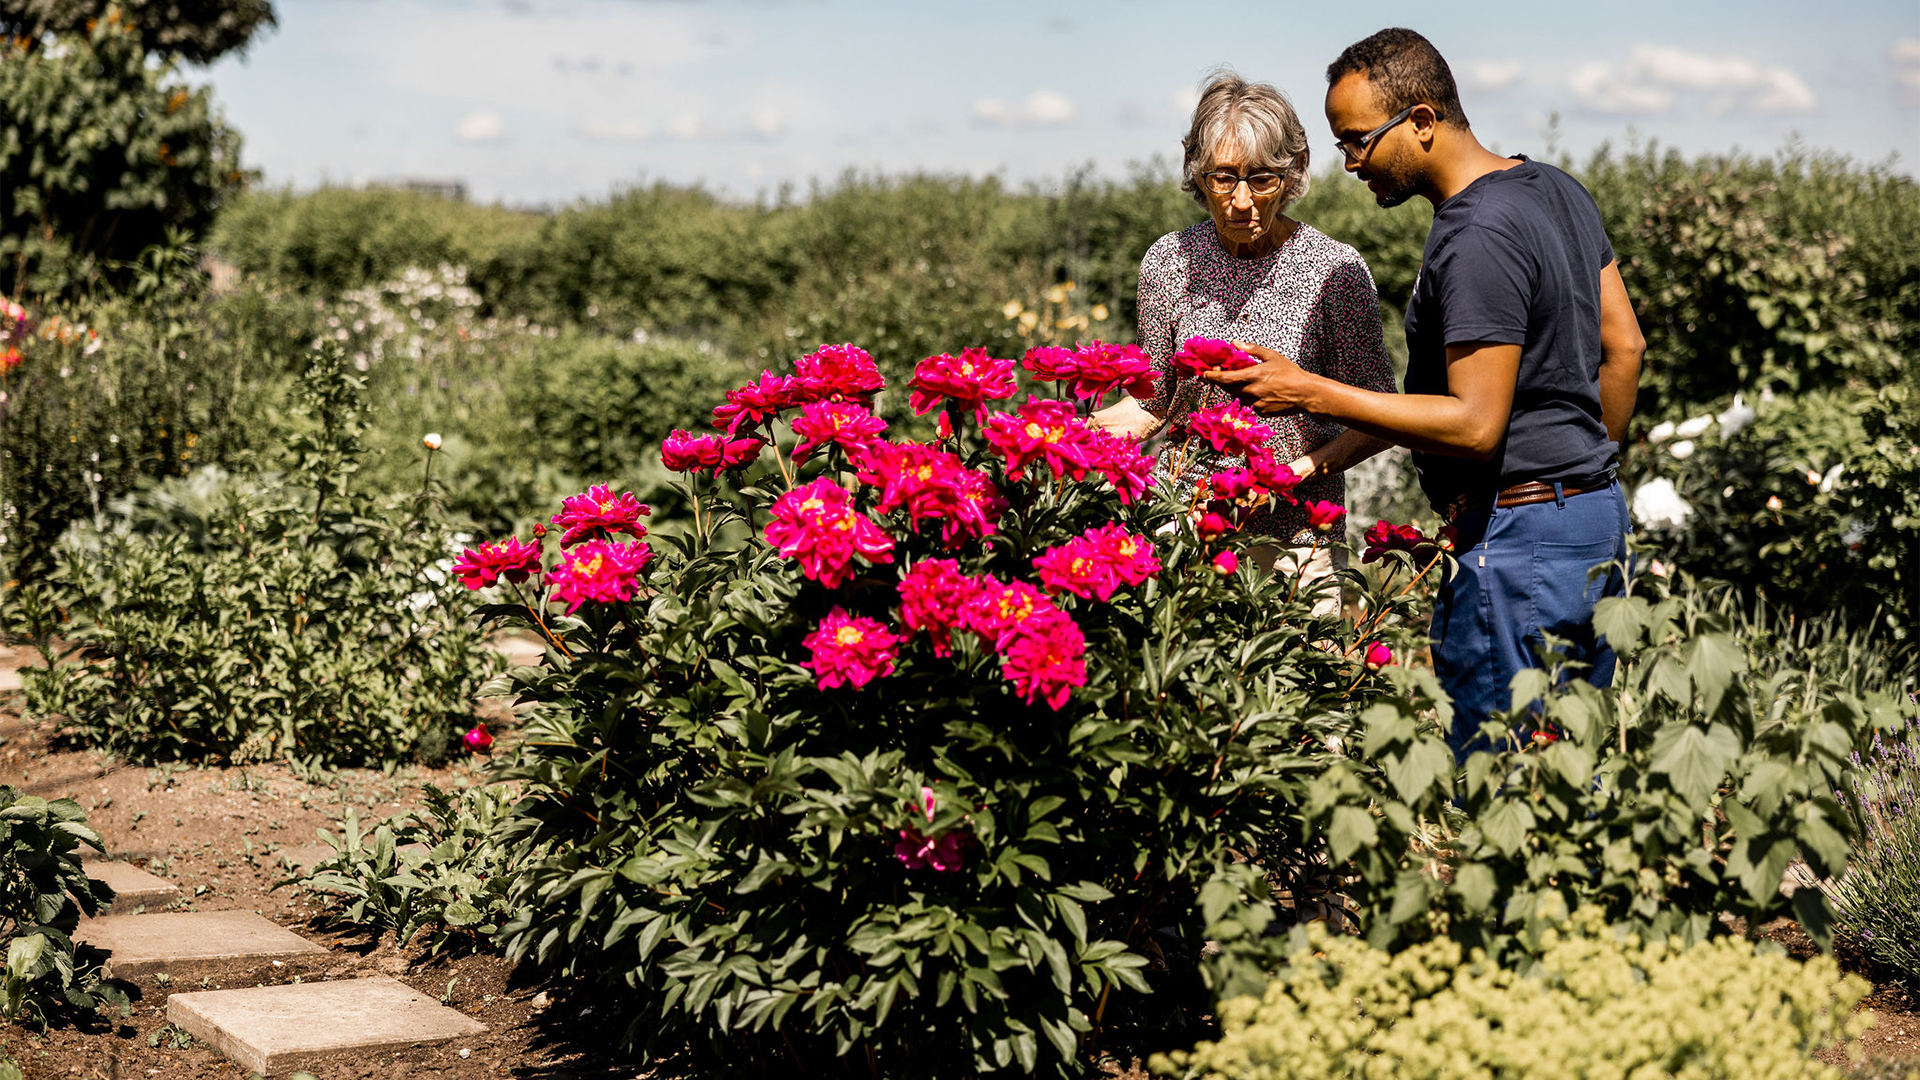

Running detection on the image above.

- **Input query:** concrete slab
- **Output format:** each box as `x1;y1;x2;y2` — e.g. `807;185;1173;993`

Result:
168;976;487;1076
75;910;326;979
83;859;181;914
487;634;546;666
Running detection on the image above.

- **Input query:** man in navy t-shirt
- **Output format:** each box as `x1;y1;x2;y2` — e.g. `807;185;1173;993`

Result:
1206;27;1646;758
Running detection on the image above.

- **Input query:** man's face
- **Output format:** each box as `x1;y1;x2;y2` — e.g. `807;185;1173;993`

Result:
1325;73;1421;209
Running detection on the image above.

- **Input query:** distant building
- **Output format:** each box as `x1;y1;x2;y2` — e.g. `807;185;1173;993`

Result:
372;177;469;202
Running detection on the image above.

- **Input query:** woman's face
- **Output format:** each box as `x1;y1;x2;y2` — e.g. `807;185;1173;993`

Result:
1201;134;1287;253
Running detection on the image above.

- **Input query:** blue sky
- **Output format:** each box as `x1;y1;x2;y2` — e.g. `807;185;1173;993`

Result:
204;0;1920;205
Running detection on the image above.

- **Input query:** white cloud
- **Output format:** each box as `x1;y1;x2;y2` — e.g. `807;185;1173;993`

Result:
1567;44;1815;115
577;108;783;145
1118;85;1201;128
1893;39;1920;106
455;110;504;142
749;107;785;138
972;89;1076;128
1463;60;1524;92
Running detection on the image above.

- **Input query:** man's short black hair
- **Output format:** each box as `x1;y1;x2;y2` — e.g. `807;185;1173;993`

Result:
1326;28;1470;129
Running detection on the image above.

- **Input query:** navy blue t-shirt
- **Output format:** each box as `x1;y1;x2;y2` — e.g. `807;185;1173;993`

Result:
1403;157;1617;509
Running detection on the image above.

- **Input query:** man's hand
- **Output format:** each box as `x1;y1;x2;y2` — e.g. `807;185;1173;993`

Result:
1202;342;1315;416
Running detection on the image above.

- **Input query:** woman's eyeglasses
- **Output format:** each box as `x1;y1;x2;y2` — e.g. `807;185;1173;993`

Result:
1201;170;1285;196
1333;105;1416;163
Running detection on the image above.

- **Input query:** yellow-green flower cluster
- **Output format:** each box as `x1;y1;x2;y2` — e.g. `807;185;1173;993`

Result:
1156;907;1875;1080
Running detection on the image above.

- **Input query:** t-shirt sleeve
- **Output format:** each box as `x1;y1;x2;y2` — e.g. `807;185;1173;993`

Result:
1135;239;1179;416
1428;223;1533;348
1320;258;1398;396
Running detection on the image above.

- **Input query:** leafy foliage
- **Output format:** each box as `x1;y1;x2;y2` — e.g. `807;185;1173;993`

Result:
1156;907;1872;1080
0;787;124;1025
1201;566;1909;992
289;782;525;952
14;343;495;768
0;15;245;296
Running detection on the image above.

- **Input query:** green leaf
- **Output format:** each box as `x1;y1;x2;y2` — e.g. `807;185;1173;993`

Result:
1685;634;1747;717
1649;722;1741;805
1453;862;1496;914
1328;806;1378;862
1477;800;1536;857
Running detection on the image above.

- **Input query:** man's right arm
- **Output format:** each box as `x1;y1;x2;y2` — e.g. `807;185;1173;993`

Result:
1595;260;1644;445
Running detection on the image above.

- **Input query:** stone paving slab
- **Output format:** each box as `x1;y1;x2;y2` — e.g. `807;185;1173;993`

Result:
168;976;487;1076
75;910;326;979
83;859;181;914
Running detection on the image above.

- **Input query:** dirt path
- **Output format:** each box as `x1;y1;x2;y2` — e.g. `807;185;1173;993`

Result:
0;644;637;1080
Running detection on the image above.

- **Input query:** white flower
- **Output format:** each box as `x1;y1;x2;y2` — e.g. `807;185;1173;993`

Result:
1841;521;1866;548
1648;420;1676;443
1717;394;1756;440
1766;495;1783;511
1675;415;1714;439
1819;463;1844;493
1806;469;1823;486
1631;477;1694;531
422;432;443;451
1668;439;1696;460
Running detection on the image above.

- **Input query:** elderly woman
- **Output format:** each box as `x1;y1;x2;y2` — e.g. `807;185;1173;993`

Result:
1094;71;1395;602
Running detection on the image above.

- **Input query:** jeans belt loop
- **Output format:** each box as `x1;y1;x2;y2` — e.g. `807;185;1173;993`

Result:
1553;481;1566;508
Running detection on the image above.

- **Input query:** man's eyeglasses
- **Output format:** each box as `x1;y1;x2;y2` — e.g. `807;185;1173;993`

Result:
1201;170;1285;196
1333;105;1416;163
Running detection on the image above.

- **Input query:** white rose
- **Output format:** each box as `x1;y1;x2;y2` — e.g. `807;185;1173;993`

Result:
1667;439;1695;460
1631;477;1695;531
422;432;443;451
1675;415;1714;439
1648;420;1676;443
1716;394;1756;440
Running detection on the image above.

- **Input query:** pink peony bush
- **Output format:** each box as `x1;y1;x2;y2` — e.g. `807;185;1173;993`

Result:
474;341;1432;1078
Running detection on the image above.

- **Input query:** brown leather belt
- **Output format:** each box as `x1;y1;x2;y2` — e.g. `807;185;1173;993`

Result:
1444;477;1612;523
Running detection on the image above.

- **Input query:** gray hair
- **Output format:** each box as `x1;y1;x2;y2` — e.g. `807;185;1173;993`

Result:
1180;70;1311;211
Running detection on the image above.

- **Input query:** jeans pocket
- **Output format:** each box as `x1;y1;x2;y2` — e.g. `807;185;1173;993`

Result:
1526;538;1624;658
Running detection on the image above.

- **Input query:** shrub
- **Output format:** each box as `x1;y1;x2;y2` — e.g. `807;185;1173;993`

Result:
0;787;124;1025
289;782;525;953
1221;565;1910;991
1155;907;1872;1080
14;343;495;768
481;344;1432;1076
1828;719;1920;985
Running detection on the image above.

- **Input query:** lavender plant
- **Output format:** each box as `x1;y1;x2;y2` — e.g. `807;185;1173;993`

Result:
1827;719;1920;984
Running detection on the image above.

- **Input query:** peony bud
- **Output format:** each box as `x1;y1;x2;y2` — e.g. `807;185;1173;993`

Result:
1362;641;1394;670
423;432;443;451
1195;512;1233;542
935;412;954;441
531;522;548;538
1211;551;1239;576
463;724;493;753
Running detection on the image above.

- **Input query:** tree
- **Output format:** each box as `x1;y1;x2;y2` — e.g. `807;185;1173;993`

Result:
0;0;275;66
0;11;246;296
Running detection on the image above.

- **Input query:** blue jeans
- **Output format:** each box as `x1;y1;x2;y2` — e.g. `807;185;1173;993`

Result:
1431;482;1630;760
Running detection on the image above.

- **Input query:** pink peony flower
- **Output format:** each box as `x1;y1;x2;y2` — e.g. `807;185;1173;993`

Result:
1247;450;1304;501
464;724;493;753
1170;337;1259;377
765;477;895;588
983;397;1095;481
0;348;20;374
1085;428;1156;504
1000;610;1088;711
546;538;653;614
1022;345;1079;382
1032;524;1160;602
1187;401;1271;459
857;442;1004;548
791;400;888;461
801;607;900;689
962;577;1060;650
1195;512;1234;542
907;347;1018;422
715;436;765;472
1303;500;1346;533
897;559;979;658
661;429;725;472
451;536;545;590
794;343;885;403
1069;341;1157;405
1363;641;1395;670
713;371;804;436
551;484;651;546
1212;551;1239;576
894;826;967;871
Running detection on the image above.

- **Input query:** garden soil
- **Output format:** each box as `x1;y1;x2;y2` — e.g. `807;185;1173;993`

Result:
0;642;1908;1079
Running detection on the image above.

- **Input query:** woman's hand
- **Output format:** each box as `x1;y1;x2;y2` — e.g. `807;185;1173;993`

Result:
1088;397;1163;442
